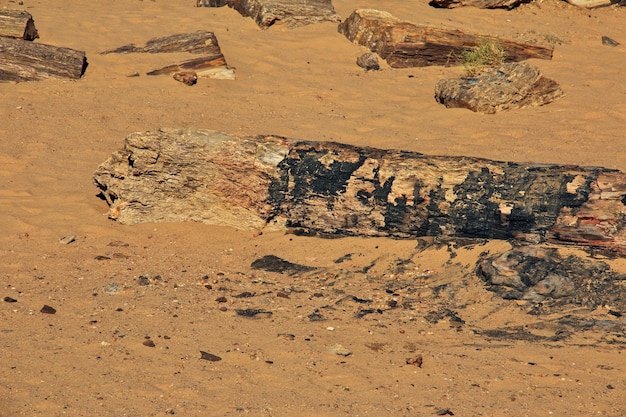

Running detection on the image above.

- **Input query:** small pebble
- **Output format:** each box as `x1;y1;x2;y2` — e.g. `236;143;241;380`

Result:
143;339;156;347
328;343;352;356
41;305;56;314
3;297;17;303
200;351;222;361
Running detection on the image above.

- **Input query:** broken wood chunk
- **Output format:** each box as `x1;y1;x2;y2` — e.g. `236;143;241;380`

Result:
198;0;340;29
94;128;626;255
172;71;198;86
147;54;235;80
477;246;626;312
0;37;87;82
435;62;564;113
338;9;553;68
100;31;223;55
0;9;39;40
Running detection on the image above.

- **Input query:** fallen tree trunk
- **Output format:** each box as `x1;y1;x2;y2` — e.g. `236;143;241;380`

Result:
101;31;223;55
338;9;553;68
0;9;39;40
94;128;626;255
198;0;340;29
0;37;86;82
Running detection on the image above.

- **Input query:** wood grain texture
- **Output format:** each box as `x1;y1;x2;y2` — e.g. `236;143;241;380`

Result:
198;0;340;29
429;0;531;9
0;9;38;40
94;128;626;255
435;62;564;113
0;37;86;82
101;31;222;55
338;9;553;68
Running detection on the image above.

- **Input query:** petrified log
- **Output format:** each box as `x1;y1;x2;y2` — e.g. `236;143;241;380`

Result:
0;37;87;82
101;31;235;81
0;9;38;40
197;0;340;29
435;62;564;113
429;0;530;9
147;55;235;80
94;128;626;255
338;9;553;68
100;31;223;55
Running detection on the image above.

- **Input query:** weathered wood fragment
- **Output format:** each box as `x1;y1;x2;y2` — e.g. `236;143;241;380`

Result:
429;0;530;9
477;246;626;311
101;31;222;55
0;37;87;82
197;0;340;29
94;128;626;255
435;62;564;113
0;9;38;40
338;9;553;68
147;55;235;80
101;31;235;80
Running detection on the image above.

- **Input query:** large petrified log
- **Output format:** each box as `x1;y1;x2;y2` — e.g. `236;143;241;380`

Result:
0;9;39;40
0;37;87;82
338;9;553;68
101;31;235;81
197;0;340;29
94;128;626;255
435;62;564;113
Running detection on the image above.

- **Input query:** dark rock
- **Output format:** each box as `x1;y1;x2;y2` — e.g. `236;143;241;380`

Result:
40;305;56;314
477;246;626;311
602;36;620;47
251;255;315;274
200;351;222;361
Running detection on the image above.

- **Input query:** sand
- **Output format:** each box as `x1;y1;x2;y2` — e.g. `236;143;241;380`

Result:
1;0;625;415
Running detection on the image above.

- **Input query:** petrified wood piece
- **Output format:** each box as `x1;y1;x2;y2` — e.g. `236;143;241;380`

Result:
147;55;235;80
94;128;626;255
0;37;87;82
435;62;564;113
477;246;625;311
565;0;621;8
429;0;530;9
338;9;553;68
197;0;340;29
101;31;235;81
0;9;38;40
100;31;222;55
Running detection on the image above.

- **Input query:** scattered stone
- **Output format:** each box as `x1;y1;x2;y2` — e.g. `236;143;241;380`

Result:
102;283;122;295
235;308;273;318
233;291;255;298
308;311;325;321
406;354;423;367
143;339;156;347
173;71;197;86
94;255;111;261
328;343;352;356
58;235;76;244
356;53;380;71
200;351;222;361
435;62;564;113
3;296;17;303
215;296;228;303
251;255;316;275
137;275;151;286
40;305;56;314
435;409;455;416
565;0;616;8
602;36;620;47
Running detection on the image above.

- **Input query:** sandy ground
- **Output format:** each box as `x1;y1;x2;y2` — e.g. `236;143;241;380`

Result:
1;0;625;416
